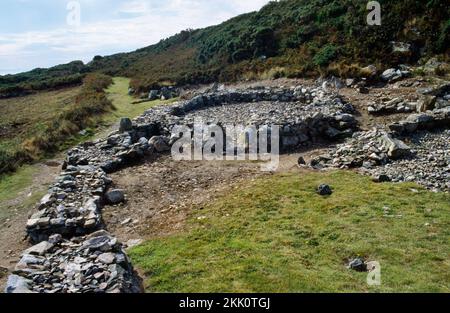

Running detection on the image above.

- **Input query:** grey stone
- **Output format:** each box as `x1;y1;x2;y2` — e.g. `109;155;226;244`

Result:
105;189;125;204
317;184;333;196
23;241;54;256
119;118;133;133
348;258;367;272
149;136;170;152
98;252;116;265
5;275;34;293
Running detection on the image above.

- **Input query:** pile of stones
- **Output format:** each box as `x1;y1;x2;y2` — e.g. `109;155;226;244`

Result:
310;129;412;170
26;165;107;243
6;231;140;293
369;129;450;191
389;107;450;135
368;97;417;115
312;126;449;191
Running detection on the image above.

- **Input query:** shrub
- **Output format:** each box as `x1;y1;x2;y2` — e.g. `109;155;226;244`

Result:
313;44;338;67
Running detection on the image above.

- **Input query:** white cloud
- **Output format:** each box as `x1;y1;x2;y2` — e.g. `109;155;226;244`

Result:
0;0;271;74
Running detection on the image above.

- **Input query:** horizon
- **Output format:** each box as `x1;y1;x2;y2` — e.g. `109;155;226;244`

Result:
0;0;270;76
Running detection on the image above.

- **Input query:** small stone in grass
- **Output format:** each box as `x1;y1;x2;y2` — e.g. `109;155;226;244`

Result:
317;184;332;196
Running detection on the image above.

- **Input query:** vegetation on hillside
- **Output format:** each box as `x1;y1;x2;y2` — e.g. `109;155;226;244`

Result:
0;73;114;174
92;0;449;92
130;171;450;292
2;0;448;96
0;61;86;98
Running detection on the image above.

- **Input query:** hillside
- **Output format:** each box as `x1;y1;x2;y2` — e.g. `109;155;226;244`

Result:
1;0;449;97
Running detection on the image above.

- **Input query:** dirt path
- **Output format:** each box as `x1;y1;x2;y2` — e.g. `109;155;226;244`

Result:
0;159;62;287
102;151;329;246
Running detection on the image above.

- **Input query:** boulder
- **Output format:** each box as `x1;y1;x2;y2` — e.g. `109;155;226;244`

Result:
160;87;172;100
379;135;411;159
348;258;367;272
105;189;125;204
148;90;159;100
381;68;402;82
372;174;392;183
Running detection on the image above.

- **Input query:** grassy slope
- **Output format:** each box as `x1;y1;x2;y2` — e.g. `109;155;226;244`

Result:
130;171;450;293
0;86;81;151
0;77;171;208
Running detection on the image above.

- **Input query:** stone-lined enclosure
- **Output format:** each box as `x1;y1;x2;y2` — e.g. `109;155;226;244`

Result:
6;84;449;292
6;85;362;293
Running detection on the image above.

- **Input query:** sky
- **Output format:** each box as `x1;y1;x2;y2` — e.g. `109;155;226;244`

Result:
0;0;271;75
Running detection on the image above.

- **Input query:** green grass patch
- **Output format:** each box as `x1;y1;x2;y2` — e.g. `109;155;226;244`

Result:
130;171;450;293
0;165;36;203
101;77;178;128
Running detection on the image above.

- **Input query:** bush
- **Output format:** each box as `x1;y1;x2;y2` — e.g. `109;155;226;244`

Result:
313;44;338;67
22;73;114;158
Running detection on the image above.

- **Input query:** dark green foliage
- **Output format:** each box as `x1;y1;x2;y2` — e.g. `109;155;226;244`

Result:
0;61;87;98
313;44;338;66
0;149;31;174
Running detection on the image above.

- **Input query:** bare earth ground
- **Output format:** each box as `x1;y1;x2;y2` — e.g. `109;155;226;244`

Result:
0;77;437;290
0;159;62;287
102;153;320;244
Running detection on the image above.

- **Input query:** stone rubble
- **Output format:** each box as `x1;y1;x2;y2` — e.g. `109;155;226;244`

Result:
7;231;140;293
135;85;359;150
311;125;449;191
368;97;416;115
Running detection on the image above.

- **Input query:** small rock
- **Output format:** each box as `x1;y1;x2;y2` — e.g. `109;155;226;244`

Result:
23;241;54;256
372;174;391;183
297;156;307;166
348;258;367;272
105;189;125;204
317;184;333;196
97;252;116;265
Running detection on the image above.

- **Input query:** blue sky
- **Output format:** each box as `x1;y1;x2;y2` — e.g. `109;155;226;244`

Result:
0;0;270;75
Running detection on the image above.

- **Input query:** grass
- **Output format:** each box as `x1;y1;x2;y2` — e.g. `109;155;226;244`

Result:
0;165;36;203
0;86;81;149
129;170;450;293
100;77;178;131
0;164;47;222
